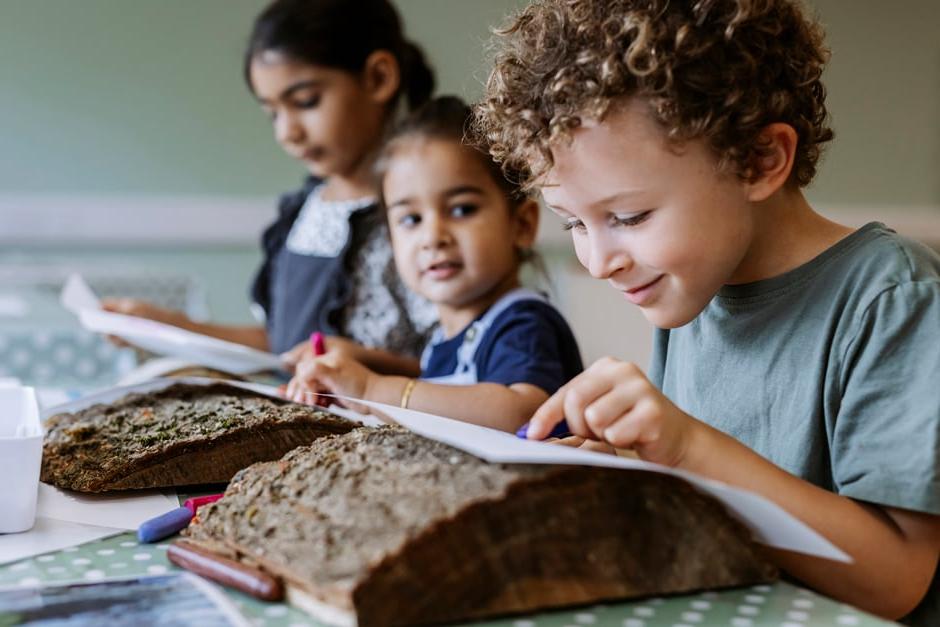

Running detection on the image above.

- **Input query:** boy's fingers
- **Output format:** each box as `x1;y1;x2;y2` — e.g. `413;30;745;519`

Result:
562;376;615;440
601;414;644;449
552;435;586;448
577;439;619;455
600;399;658;449
582;384;637;435
528;387;567;439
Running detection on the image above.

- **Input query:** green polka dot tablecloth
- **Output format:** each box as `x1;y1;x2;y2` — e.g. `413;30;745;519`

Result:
0;531;895;627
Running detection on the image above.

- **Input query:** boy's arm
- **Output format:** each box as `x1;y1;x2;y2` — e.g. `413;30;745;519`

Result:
529;357;940;620
687;423;940;619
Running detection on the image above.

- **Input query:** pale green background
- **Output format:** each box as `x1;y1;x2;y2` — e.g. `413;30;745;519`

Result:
1;0;938;330
0;0;531;197
0;0;936;203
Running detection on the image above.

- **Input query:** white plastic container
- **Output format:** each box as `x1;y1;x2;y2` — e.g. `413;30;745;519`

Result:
0;386;42;533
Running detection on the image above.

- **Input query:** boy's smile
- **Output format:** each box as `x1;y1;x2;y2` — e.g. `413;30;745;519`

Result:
621;274;665;306
540;99;758;329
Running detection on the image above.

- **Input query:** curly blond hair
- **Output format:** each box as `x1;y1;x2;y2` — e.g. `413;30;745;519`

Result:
475;0;833;190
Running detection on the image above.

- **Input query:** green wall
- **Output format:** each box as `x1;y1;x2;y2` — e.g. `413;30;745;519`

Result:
1;0;938;326
809;0;940;207
0;0;936;204
0;0;527;198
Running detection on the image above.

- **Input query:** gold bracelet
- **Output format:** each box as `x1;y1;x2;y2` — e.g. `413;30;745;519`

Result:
400;378;417;409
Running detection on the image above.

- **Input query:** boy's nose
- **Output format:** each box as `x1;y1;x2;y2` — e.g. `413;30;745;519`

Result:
586;236;631;279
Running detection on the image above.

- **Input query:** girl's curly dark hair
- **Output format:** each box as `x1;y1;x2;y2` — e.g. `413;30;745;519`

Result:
474;0;833;190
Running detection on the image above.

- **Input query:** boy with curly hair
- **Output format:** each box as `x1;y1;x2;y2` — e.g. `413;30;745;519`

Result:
476;0;939;623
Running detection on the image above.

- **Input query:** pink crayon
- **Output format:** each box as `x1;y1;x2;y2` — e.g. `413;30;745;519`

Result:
183;493;224;515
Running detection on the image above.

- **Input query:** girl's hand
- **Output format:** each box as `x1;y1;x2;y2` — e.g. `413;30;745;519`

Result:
284;352;376;407
280;335;361;372
101;299;189;327
526;357;698;468
100;299;191;347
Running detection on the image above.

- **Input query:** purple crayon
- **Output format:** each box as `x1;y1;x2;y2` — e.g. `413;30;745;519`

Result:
137;507;193;543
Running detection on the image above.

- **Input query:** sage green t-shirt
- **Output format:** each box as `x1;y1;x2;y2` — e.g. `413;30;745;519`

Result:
648;223;939;625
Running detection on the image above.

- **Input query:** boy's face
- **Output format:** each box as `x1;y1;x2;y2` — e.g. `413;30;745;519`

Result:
540;99;756;329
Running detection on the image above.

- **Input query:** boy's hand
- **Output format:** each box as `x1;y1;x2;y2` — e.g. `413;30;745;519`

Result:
284;352;375;408
527;357;697;468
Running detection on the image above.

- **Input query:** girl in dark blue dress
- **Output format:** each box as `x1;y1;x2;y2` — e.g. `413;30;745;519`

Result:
287;97;582;433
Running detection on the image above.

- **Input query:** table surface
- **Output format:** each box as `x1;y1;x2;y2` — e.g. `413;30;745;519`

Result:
0;530;894;627
0;291;899;627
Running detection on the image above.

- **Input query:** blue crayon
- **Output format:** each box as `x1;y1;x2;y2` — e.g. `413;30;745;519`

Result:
516;419;572;440
138;507;193;543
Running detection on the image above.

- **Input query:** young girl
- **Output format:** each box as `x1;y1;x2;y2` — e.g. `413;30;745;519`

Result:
478;0;939;622
104;0;436;370
286;96;582;432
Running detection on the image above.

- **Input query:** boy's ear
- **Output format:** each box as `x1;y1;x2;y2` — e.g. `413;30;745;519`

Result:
512;198;541;250
362;50;401;107
746;123;799;202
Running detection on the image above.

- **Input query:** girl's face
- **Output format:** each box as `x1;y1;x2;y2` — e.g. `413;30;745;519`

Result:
540;99;757;329
249;53;388;180
384;138;538;334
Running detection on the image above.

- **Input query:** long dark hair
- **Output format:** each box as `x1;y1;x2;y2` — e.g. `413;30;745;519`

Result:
244;0;435;110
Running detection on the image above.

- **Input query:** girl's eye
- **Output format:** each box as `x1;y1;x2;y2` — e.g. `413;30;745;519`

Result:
397;213;420;228
561;219;585;232
294;94;321;109
450;204;478;218
612;211;652;227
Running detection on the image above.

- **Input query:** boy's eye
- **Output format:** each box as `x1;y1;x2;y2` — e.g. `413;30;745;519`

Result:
612;211;652;227
450;203;478;218
561;218;585;232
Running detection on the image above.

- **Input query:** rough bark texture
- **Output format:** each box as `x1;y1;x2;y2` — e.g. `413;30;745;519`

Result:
185;427;777;626
41;383;354;492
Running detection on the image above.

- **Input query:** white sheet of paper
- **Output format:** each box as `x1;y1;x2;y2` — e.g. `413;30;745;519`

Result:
116;356;213;386
342;396;851;563
36;484;178;531
0;517;122;565
60;275;283;374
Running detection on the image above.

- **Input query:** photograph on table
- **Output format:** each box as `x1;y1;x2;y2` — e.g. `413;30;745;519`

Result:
0;572;248;627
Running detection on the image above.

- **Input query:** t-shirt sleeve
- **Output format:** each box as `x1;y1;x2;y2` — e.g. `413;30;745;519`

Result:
476;305;581;394
648;328;670;389
832;280;940;514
